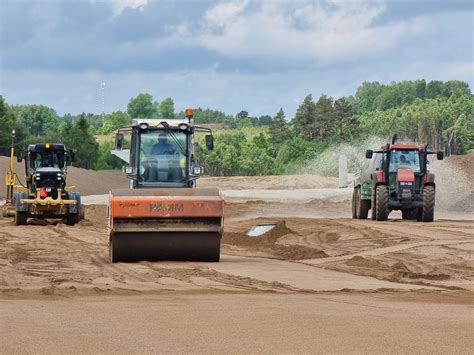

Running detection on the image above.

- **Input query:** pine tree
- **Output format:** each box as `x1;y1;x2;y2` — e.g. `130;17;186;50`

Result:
269;108;288;146
293;94;317;140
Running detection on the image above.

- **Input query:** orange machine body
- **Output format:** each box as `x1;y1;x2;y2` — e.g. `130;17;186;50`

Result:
108;188;224;234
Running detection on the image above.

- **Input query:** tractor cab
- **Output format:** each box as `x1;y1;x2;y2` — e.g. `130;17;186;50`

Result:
13;143;81;226
19;144;73;199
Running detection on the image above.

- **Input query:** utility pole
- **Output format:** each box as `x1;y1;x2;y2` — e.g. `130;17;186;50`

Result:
101;82;106;119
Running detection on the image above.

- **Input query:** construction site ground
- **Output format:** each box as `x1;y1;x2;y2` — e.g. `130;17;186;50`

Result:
0;154;473;353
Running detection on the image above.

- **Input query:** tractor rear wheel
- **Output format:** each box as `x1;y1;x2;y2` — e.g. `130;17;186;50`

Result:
375;185;389;221
357;196;369;220
422;185;435;222
351;188;358;219
15;211;27;226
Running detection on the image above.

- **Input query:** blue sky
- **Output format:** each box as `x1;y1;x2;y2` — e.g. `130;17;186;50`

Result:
1;0;473;117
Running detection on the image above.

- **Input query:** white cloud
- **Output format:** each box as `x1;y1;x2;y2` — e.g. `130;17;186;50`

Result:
193;0;430;65
89;0;148;16
204;0;249;27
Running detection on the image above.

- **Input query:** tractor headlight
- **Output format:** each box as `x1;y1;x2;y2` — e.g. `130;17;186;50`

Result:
35;173;41;180
139;123;149;130
400;182;413;186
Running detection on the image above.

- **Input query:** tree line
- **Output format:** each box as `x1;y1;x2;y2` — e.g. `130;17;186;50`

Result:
0;79;472;174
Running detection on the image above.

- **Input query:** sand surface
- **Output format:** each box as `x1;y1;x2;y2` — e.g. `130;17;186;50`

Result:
0;154;473;353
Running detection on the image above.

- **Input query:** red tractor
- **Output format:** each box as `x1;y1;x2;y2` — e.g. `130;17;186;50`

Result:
352;135;444;222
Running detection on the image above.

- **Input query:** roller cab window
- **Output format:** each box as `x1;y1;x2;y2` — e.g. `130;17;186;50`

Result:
139;130;187;183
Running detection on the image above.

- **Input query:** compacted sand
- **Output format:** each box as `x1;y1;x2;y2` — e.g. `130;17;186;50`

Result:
0;154;473;353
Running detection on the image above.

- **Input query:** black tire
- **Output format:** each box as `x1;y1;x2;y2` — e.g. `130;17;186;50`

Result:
421;185;435;222
375;185;389;221
15;211;27;226
358;198;370;220
66;213;79;226
371;188;376;220
351;188;358;219
79;205;85;220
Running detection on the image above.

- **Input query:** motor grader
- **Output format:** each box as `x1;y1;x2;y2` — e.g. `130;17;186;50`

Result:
109;108;224;262
3;132;82;225
352;135;444;222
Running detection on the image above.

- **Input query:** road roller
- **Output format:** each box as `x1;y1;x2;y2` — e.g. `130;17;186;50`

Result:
109;108;224;262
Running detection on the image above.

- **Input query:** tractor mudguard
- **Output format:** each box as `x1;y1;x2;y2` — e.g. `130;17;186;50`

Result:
15;192;29;212
371;171;385;185
67;191;81;214
423;172;435;184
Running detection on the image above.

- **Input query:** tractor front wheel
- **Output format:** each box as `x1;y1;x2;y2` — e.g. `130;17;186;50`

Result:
375;185;389;221
421;185;435;222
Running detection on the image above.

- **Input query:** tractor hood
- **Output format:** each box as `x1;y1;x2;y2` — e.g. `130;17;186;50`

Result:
397;168;415;182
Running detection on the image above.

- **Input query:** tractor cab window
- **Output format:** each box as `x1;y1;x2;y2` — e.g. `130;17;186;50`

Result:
139;130;187;183
389;150;421;173
30;151;65;170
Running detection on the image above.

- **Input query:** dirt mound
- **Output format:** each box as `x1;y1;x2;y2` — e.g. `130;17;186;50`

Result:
222;219;328;260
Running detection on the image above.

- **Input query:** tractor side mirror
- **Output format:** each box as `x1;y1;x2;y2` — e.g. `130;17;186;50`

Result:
365;150;373;159
17;153;23;163
115;133;124;150
437;151;444;160
205;134;214;151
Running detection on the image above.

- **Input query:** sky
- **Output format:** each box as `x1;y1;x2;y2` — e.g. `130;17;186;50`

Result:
1;0;473;117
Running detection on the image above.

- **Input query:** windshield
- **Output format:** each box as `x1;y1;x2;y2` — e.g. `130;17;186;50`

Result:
389;150;421;173
30;151;65;169
139;130;188;183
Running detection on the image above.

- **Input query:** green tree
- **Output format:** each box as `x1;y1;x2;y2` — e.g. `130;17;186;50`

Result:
314;95;334;139
127;93;158;118
14;104;59;136
59;117;99;169
269;108;288;146
101;111;130;134
257;115;273;126
333;98;358;140
159;97;175;119
293;94;317;140
0;97;28;156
